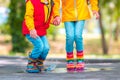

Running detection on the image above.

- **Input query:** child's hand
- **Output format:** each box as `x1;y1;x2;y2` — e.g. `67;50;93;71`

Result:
92;10;100;19
52;16;61;26
30;29;38;39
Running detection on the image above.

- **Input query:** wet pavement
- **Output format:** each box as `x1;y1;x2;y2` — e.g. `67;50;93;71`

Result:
0;56;120;80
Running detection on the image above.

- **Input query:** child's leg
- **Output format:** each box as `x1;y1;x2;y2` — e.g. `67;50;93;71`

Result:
64;22;75;71
26;58;39;73
66;52;75;71
74;20;85;51
26;34;44;73
64;22;75;52
26;34;44;59
76;51;84;71
37;59;44;71
37;36;50;71
74;20;85;71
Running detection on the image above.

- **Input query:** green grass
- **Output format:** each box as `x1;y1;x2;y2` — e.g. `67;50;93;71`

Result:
9;52;27;57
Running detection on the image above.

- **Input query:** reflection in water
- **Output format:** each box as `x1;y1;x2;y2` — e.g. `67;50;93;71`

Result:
45;67;113;73
15;66;113;73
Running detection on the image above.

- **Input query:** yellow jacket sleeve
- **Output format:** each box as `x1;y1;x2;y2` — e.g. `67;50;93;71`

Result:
90;0;99;11
25;0;35;30
52;0;60;17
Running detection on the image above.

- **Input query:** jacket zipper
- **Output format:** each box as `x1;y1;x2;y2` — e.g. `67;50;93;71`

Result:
42;0;50;23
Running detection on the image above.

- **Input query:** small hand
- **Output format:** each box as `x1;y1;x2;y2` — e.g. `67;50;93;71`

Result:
52;16;61;26
92;10;100;19
30;29;38;39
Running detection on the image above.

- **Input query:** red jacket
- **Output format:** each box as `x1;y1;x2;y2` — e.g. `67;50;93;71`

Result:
22;0;53;36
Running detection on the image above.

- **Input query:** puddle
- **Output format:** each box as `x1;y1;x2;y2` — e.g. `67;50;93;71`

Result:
16;67;113;73
45;67;113;73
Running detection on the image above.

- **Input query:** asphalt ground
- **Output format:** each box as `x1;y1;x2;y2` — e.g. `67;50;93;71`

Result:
0;56;120;80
